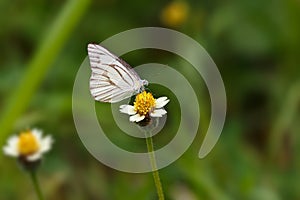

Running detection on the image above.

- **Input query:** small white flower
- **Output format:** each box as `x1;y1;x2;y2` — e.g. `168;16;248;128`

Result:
3;128;53;161
120;91;169;122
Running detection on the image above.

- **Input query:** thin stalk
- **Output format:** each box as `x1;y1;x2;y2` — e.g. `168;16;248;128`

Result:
145;135;165;200
0;0;91;146
268;81;300;161
29;171;44;200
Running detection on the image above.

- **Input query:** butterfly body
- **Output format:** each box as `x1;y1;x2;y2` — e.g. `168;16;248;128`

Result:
87;44;148;103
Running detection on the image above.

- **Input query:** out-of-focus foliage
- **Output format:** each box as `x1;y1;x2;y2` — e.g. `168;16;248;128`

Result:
0;0;300;199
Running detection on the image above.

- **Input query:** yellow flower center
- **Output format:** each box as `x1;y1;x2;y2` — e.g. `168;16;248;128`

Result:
18;131;39;156
134;91;156;116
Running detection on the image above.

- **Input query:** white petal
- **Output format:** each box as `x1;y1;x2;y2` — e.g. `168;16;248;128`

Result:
129;114;145;122
119;105;127;109
150;109;167;117
3;136;19;157
3;145;19;157
40;135;54;153
155;97;170;108
27;153;42;161
32;128;43;142
7;135;19;146
120;105;136;115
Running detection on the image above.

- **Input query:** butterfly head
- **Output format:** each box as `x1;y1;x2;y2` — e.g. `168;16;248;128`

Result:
137;79;148;93
141;79;148;86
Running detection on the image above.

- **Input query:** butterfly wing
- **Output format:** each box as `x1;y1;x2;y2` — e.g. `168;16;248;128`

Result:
87;44;143;103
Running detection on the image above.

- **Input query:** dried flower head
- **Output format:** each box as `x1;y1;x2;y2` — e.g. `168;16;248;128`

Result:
161;1;189;27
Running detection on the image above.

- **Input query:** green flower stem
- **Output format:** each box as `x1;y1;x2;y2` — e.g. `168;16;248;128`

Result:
29;171;44;200
268;81;300;161
145;135;165;200
0;0;91;146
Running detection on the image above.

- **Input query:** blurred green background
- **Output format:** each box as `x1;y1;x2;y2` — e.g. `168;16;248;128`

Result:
1;0;300;199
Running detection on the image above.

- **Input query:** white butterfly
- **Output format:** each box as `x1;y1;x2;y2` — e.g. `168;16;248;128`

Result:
87;44;148;103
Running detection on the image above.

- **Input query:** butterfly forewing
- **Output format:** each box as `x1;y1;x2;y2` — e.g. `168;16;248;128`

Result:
87;44;145;103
